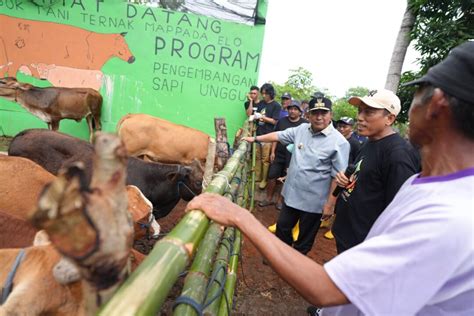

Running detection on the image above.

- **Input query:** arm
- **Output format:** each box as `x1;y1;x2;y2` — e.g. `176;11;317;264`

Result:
186;193;349;307
246;98;254;117
321;178;338;220
242;132;279;143
270;141;277;162
260;116;277;125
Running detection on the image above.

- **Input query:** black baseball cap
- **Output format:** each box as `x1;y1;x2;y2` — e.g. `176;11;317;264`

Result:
288;100;302;112
281;92;292;99
309;96;332;111
404;41;474;104
337;117;354;125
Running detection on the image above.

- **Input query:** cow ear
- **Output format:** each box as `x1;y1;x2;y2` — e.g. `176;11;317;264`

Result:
53;257;81;284
120;32;127;37
167;171;179;182
33;230;51;246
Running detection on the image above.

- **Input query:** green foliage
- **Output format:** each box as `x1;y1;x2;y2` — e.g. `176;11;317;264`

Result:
396;71;419;123
333;87;369;121
271;67;318;101
344;87;369;99
332;99;358;121
409;0;474;73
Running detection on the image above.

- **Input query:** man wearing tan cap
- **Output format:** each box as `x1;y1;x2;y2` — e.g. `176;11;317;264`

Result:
332;89;420;253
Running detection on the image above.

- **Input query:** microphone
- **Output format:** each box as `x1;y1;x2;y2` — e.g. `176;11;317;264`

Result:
332;164;356;197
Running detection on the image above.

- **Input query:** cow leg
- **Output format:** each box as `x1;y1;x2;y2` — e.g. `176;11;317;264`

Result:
86;115;94;142
50;120;60;131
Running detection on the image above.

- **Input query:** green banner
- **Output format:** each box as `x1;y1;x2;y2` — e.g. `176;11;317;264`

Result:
0;0;267;140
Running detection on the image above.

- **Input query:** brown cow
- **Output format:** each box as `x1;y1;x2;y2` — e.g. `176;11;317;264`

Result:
0;133;134;314
0;14;135;78
0;77;102;140
0;210;37;249
0;236;146;315
117;113;210;165
0;156;159;246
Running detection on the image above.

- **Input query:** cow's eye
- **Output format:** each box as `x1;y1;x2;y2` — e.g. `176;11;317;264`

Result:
196;181;202;187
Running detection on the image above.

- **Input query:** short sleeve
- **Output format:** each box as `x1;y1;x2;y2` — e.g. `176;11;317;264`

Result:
277;125;300;145
324;205;471;315
270;102;282;120
383;148;420;205
331;139;350;177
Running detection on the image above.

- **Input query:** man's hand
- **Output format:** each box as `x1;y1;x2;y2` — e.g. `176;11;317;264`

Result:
247;93;252;101
321;202;335;221
270;152;275;163
254;112;263;120
242;136;255;143
335;170;350;188
186;193;242;226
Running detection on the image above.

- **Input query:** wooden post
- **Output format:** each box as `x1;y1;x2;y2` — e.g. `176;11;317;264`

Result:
203;138;216;190
214;118;229;171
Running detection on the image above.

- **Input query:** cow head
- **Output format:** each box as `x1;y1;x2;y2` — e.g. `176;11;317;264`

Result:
126;185;160;241
169;159;204;201
0;77;19;99
114;33;135;64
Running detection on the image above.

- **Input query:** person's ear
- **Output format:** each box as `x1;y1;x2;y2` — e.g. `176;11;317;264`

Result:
385;113;396;126
426;88;449;120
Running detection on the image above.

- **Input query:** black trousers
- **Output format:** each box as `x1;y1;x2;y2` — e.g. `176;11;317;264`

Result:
275;202;322;255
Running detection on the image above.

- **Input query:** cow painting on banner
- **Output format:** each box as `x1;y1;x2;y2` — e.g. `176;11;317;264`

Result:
0;14;135;90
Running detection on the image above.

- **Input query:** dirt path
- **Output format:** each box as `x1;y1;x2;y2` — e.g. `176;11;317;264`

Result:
158;199;337;315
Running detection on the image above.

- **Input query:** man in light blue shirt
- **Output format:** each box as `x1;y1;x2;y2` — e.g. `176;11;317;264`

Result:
244;96;349;254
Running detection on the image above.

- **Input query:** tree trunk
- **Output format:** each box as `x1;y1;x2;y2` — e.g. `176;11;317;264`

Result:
385;1;416;92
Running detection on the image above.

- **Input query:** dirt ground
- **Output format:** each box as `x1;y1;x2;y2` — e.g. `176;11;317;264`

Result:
157;197;337;315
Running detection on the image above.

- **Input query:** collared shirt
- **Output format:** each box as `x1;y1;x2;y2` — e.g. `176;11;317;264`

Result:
277;123;349;213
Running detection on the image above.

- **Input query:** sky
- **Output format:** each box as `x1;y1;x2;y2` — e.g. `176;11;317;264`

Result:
258;0;421;98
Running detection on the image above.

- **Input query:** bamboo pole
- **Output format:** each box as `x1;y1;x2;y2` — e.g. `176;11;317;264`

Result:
249;129;257;212
201;166;243;316
202;227;235;316
99;141;249;316
173;165;243;316
217;164;248;316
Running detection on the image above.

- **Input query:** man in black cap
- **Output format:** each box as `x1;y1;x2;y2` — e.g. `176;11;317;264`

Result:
336;117;362;164
186;41;474;316
278;92;292;119
243;95;350;255
259;100;308;207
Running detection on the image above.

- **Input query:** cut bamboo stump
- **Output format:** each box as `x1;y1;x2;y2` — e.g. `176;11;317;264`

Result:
215;118;229;171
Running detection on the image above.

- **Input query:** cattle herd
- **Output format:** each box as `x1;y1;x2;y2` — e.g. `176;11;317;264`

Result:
0;112;211;314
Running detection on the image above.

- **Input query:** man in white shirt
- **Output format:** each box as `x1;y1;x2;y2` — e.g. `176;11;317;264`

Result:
186;41;474;315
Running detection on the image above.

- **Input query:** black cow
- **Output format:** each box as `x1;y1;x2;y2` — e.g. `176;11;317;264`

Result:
8;129;203;219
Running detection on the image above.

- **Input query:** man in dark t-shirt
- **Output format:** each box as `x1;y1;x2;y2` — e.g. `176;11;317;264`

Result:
333;89;421;253
254;83;281;189
336;117;363;164
259;100;307;208
244;85;260;117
